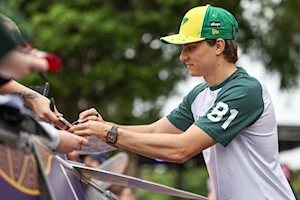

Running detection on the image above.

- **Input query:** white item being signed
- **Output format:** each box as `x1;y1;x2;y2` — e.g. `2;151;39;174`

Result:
76;136;116;155
71;163;208;200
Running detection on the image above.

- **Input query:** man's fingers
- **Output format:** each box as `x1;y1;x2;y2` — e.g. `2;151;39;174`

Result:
54;106;63;117
69;123;84;132
73;130;90;137
47;113;60;123
45;111;63;127
86;115;100;121
79;108;98;119
78;110;93;119
55;120;66;129
69;120;95;132
75;137;90;150
24;53;48;73
31;56;48;72
80;138;90;146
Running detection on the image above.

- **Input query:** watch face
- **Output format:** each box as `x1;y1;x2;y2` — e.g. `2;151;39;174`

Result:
107;131;117;143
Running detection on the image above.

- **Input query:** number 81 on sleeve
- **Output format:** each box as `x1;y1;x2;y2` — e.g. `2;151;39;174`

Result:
207;102;239;130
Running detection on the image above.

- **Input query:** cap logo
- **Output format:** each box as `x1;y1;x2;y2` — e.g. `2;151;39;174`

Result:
212;29;219;35
181;18;189;26
210;22;221;27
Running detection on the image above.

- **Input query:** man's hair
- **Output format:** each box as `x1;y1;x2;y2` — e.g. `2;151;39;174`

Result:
206;39;238;63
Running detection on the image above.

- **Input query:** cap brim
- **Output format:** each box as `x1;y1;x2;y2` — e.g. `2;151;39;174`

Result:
160;34;205;45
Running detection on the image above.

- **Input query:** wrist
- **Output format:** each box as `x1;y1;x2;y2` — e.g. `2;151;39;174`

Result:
22;91;41;107
106;126;118;144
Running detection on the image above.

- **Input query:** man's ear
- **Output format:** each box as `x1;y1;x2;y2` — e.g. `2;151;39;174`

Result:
215;38;225;55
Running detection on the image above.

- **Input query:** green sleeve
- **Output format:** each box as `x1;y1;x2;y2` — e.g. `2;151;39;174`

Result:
167;84;208;131
195;78;264;147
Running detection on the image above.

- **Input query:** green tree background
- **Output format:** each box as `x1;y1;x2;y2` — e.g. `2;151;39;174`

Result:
1;0;300;199
0;0;255;124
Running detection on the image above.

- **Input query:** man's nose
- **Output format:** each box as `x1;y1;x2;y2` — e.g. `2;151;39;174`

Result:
180;51;188;62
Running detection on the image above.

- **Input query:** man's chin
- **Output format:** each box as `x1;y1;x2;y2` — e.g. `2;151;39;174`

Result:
189;72;200;77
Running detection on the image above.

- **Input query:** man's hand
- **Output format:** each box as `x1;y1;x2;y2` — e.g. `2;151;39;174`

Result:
55;130;90;154
26;93;63;126
69;121;111;142
0;80;64;127
78;108;103;122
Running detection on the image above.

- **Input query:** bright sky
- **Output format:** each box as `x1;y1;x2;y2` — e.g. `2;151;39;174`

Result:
161;53;300;126
280;147;300;170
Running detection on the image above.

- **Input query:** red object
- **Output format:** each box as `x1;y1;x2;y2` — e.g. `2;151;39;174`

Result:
35;51;62;72
25;41;62;72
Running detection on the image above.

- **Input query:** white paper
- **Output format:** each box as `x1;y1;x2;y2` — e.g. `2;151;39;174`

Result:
75;136;116;154
71;164;208;200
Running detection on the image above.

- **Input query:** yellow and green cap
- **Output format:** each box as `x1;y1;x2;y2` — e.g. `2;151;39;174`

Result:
160;5;238;44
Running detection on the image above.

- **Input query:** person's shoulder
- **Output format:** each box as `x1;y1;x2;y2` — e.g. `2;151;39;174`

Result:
232;67;262;90
220;68;263;99
182;83;209;104
190;82;209;94
185;82;209;98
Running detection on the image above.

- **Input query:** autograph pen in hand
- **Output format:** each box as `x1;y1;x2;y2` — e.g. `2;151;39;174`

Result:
72;113;99;125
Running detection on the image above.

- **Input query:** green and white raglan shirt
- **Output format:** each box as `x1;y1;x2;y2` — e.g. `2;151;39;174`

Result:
167;67;295;200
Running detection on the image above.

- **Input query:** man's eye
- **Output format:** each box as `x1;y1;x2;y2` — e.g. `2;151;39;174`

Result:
187;46;195;51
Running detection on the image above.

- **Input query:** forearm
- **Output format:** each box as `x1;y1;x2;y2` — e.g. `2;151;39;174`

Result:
70;119;204;162
116;128;187;163
105;117;181;134
0;80;40;107
105;121;155;133
110;124;214;163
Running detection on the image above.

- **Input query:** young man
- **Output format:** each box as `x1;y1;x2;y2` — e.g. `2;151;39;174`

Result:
70;5;296;199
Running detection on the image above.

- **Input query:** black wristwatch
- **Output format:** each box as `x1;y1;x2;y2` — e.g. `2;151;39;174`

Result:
106;126;118;144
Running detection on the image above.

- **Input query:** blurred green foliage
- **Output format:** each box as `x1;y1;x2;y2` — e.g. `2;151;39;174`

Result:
137;165;209;200
245;0;300;88
0;0;299;121
1;0;300;198
291;170;300;198
0;0;251;123
138;166;300;200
